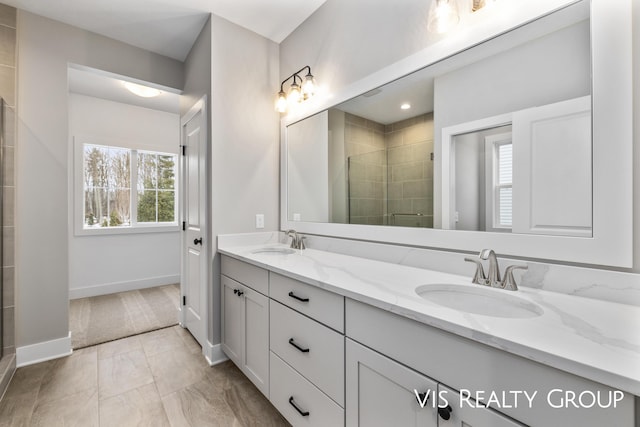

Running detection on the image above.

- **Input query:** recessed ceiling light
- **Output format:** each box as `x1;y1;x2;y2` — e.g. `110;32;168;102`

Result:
401;103;411;110
123;81;161;98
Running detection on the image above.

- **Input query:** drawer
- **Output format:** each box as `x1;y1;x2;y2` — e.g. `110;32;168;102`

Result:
270;300;344;405
270;272;344;332
221;255;268;295
270;351;344;427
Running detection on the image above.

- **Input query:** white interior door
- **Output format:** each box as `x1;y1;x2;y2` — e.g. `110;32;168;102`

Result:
181;98;207;348
512;96;592;237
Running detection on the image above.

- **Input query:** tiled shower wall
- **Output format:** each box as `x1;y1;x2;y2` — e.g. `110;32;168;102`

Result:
344;112;387;225
0;2;16;398
385;113;434;227
344;111;434;227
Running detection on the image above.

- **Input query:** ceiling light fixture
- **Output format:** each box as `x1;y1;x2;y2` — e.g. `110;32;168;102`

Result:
123;81;162;98
401;103;411;110
276;66;317;113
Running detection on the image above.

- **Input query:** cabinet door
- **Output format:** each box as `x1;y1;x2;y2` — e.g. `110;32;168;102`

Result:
346;339;438;427
437;384;524;427
243;286;269;398
221;275;243;367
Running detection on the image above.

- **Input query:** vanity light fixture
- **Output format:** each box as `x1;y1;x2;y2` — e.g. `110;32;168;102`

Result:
123;81;161;98
428;0;497;34
276;66;317;113
427;0;460;34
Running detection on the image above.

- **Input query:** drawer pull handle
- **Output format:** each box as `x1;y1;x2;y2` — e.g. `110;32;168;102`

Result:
288;396;310;417
288;338;310;353
288;291;309;302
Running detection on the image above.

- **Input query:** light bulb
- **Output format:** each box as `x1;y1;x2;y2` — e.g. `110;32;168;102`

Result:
288;82;302;105
302;73;316;99
275;91;288;113
427;0;460;34
401;103;411;110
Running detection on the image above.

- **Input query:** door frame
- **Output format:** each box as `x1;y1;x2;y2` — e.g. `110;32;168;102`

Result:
179;96;209;341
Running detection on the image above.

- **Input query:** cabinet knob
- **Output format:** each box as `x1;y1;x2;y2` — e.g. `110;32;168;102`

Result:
237;290;244;297
438;404;453;420
193;237;203;245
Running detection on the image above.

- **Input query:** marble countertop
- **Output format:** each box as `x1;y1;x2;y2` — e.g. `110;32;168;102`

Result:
218;243;640;396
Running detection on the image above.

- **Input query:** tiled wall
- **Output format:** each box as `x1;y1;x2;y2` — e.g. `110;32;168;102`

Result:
343;112;434;227
344;113;387;225
385;113;434;227
0;2;15;398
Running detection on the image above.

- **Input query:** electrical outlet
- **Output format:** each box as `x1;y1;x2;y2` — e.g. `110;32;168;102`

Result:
255;214;265;229
454;211;459;222
293;213;301;221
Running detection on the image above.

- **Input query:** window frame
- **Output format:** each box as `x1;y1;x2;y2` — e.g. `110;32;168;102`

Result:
74;137;179;236
484;133;513;232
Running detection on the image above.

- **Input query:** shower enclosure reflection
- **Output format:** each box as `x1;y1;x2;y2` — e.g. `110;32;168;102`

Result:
343;112;434;227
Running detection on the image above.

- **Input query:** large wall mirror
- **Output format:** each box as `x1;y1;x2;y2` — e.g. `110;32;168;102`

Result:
281;0;632;267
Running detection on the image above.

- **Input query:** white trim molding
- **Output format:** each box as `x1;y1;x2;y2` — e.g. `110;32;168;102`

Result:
69;274;180;300
203;341;228;366
16;333;73;367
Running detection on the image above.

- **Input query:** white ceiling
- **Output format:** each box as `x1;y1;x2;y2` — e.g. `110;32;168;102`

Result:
6;0;327;61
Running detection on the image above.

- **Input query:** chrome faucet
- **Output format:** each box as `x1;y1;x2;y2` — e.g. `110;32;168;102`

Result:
479;249;501;287
464;249;527;291
286;230;306;250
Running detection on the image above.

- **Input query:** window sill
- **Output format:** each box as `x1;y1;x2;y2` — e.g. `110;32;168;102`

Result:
75;224;180;237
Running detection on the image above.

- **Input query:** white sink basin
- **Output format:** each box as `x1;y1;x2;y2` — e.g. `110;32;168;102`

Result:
415;284;543;318
251;247;296;255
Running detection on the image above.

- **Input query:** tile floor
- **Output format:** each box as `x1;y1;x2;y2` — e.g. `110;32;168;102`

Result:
0;326;289;426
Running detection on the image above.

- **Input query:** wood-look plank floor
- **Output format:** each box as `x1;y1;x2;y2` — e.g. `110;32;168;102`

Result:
0;326;290;427
70;284;181;349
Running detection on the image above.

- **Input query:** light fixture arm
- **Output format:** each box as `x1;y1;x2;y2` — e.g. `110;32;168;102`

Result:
279;66;313;91
276;65;316;113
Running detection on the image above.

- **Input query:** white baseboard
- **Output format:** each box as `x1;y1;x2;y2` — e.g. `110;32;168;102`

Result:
16;332;72;367
69;275;180;299
204;341;228;366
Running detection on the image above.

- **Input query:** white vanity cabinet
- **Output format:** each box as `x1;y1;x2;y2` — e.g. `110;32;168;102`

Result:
346;339;524;427
268;272;346;427
346;298;635;427
346;338;439;427
220;256;270;397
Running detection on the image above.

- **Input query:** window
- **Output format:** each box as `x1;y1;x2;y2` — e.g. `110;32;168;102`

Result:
482;132;513;231
495;142;513;228
79;142;178;233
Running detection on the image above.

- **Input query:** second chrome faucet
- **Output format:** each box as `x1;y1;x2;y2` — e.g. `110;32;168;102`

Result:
286;230;306;250
465;249;527;291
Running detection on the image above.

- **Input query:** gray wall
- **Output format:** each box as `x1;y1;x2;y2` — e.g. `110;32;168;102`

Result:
16;11;183;350
280;0;640;272
209;14;280;344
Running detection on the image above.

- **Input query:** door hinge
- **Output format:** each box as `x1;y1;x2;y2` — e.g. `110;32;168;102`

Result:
183;296;186;306
182;221;186;231
181;145;186;156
